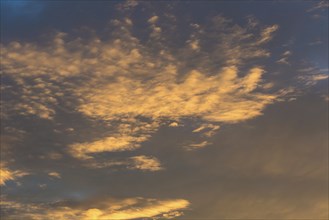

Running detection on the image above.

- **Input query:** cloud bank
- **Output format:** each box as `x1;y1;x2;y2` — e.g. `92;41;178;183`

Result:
1;12;284;169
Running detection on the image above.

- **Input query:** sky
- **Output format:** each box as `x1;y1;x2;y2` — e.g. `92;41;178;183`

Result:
0;0;328;219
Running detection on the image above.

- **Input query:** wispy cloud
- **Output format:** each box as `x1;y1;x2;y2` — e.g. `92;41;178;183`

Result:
276;50;292;65
309;40;323;46
298;74;329;86
192;123;220;137
86;155;163;172
307;1;329;12
276;57;290;65
185;141;210;150
297;66;329;86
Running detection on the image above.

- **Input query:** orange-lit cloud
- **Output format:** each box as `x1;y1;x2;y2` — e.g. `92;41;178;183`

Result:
69;136;148;160
0;163;28;186
1;15;283;168
68;119;159;160
0;196;190;220
129;155;163;171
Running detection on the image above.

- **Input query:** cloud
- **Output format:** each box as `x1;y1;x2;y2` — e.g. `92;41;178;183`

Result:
129;155;163;171
0;196;190;220
0;163;28;186
185;141;210;150
0;133;29;186
48;172;61;179
78;66;277;123
148;15;159;24
83;155;163;172
307;1;329;12
188;39;200;51
68;119;159;160
192;123;220;137
257;24;279;44
1;16;280;121
277;50;292;65
1;3;327;219
297;66;329;86
276;57;289;65
298;74;328;86
168;122;179;127
116;0;139;11
69;136;148;160
309;40;323;46
282;50;292;56
147;15;162;38
92;198;189;220
1;14;284;168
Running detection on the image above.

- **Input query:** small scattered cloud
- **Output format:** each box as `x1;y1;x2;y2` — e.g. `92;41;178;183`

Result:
84;155;163;172
187;39;200;51
0;163;28;186
38;183;47;189
48;172;61;179
277;50;292;65
192;123;220;137
185;141;211;151
168;122;179;127
282;50;292;56
276;57;290;65
148;15;159;24
257;25;279;44
129;155;163;171
116;0;139;11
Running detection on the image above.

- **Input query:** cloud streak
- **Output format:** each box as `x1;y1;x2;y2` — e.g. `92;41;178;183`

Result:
0;197;190;220
86;155;163;171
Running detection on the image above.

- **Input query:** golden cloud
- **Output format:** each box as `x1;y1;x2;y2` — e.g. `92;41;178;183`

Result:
1;15;282;167
0;163;28;186
0;197;190;220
